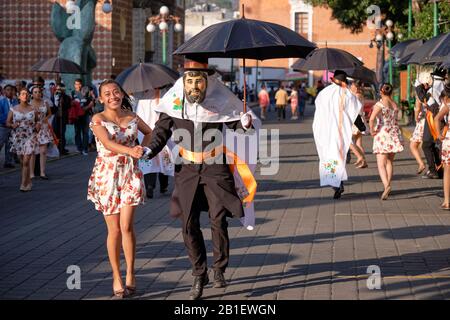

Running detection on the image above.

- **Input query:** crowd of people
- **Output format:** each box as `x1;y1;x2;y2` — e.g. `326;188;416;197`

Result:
0;76;104;191
312;68;450;205
255;81;314;121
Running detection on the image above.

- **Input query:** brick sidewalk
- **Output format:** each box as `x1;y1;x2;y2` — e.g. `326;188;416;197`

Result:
0;104;449;300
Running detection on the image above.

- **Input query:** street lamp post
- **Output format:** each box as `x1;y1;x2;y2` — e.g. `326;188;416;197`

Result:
369;19;397;86
407;0;412;107
146;6;183;66
434;0;439;36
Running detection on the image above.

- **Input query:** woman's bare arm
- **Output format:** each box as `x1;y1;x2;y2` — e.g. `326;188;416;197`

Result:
91;114;143;158
369;104;382;136
434;104;449;141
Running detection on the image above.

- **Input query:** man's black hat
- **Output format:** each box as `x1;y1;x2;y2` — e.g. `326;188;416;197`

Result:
333;70;348;82
183;58;215;75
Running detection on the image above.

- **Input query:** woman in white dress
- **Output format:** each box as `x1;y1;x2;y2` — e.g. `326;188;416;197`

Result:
29;86;53;179
433;85;450;210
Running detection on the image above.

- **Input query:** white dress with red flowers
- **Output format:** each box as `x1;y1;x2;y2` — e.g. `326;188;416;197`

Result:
440;108;450;165
87;118;145;215
35;104;53;145
10;108;38;155
372;101;404;154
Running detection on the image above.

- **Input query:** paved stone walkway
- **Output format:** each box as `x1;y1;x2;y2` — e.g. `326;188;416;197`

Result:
0;104;449;300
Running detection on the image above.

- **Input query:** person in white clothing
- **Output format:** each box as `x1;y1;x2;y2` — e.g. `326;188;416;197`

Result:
134;87;174;199
312;70;362;199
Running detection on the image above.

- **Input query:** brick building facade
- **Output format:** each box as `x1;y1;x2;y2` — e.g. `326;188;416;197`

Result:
0;0;185;85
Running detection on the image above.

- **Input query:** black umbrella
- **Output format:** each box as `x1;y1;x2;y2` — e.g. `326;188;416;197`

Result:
390;39;424;64
30;57;85;74
173;7;316;111
422;32;450;65
441;55;450;69
291;47;363;71
173;18;316;61
405;33;449;65
291;58;306;71
342;65;378;86
115;62;179;94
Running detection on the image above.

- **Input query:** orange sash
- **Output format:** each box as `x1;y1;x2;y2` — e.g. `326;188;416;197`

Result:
178;145;257;204
426;110;439;141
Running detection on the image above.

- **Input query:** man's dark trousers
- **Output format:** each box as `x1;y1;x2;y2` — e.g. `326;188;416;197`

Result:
181;180;230;277
422;120;440;174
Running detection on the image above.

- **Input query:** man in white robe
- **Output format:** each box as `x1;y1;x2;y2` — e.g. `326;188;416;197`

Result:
312;70;361;199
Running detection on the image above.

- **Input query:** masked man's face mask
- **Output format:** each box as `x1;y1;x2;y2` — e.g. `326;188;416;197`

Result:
183;71;207;104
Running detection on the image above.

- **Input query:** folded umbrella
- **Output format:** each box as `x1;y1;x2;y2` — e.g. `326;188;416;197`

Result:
115;62;179;94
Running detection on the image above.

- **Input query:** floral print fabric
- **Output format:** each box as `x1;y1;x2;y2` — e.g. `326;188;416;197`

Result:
411;117;425;143
35;104;53;145
372;101;404;154
9;108;38;155
87;118;145;215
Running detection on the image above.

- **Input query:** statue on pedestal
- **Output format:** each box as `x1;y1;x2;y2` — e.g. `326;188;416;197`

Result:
50;0;97;91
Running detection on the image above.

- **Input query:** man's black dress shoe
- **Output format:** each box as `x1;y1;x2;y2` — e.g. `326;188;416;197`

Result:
213;270;227;288
190;273;209;300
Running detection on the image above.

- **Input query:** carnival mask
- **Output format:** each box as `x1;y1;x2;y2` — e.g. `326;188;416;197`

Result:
183;71;207;104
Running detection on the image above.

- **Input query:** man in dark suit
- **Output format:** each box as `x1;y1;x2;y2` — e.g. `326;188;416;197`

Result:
144;59;255;300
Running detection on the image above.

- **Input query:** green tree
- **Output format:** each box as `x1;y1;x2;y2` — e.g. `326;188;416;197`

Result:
304;0;409;33
304;0;449;40
406;1;450;39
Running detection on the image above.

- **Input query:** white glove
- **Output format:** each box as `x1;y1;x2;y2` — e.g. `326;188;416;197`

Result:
141;147;153;160
240;112;252;130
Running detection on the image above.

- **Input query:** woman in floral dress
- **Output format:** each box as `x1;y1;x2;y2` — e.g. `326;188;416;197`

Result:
88;80;152;298
433;85;450;210
29;86;53;179
369;83;404;200
410;97;426;174
6;88;39;191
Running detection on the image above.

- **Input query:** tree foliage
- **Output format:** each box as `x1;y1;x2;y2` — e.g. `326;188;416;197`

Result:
304;0;449;40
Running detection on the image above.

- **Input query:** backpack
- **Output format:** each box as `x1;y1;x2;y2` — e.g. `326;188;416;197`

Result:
68;99;84;124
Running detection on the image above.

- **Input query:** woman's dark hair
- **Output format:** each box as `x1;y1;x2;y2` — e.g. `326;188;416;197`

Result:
380;83;393;96
98;79;133;111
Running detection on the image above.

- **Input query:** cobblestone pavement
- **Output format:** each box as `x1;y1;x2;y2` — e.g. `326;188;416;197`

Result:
0;104;449;300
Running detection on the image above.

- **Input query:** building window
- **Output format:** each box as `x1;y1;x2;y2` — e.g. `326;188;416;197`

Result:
295;12;308;38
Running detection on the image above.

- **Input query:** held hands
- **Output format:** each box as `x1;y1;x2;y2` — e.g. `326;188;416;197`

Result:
240;112;253;130
128;145;144;159
141;147;153;160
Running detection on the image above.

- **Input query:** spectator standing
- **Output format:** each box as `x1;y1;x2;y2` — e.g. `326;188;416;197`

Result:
52;83;71;155
275;85;289;121
288;85;299;120
298;85;308;119
258;84;270;120
0;84;19;168
72;79;93;155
